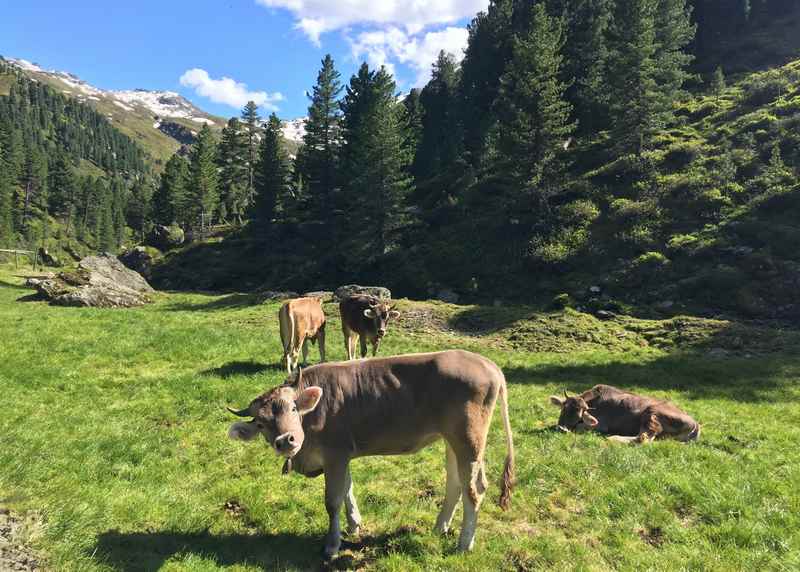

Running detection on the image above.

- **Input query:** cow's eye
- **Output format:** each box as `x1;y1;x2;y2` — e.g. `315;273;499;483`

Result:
292;405;297;413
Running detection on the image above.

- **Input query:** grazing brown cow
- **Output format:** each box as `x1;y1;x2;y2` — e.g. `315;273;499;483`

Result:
227;350;515;559
279;297;326;373
339;295;399;360
549;384;700;443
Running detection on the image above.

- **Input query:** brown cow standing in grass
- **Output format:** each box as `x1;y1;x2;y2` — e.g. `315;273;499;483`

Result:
279;297;326;373
227;349;515;559
339;294;399;360
549;384;700;443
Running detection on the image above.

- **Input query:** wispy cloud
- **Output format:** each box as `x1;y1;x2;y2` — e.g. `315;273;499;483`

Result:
256;0;484;84
179;68;284;110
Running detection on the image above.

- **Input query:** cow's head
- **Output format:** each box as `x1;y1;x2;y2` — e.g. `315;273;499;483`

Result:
549;391;598;431
227;369;322;458
363;299;400;339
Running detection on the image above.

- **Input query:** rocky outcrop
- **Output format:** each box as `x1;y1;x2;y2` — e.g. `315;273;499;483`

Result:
333;284;392;302
302;291;334;301
118;246;161;279
37;247;61;267
26;254;154;308
146;224;184;251
258;290;299;301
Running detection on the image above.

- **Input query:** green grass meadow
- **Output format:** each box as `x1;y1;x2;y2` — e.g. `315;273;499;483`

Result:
1;268;799;571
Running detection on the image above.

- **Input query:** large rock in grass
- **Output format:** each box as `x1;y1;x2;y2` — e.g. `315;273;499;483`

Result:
333;284;392;302
28;253;154;308
146;224;185;251
118;246;162;279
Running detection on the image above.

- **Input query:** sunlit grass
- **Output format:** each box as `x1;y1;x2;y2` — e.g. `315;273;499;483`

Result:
1;267;799;570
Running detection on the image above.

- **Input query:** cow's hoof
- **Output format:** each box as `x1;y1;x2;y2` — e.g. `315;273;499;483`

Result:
456;540;474;552
433;522;450;535
347;523;360;536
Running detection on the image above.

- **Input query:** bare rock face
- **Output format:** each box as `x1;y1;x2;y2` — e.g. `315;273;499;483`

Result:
333;284;392;302
27;254;154;308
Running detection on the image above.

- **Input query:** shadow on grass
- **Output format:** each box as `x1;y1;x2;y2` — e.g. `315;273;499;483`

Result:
504;350;800;402
166;293;271;312
202;360;280;378
94;526;423;571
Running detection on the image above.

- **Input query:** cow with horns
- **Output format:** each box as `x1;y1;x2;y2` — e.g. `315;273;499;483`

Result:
338;294;399;360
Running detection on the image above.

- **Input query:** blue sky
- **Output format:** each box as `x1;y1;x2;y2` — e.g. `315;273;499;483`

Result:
1;0;486;119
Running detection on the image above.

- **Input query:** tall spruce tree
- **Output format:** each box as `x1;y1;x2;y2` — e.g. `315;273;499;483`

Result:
217;118;249;224
152;154;190;226
241;101;261;205
252;113;289;236
0;139;14;246
339;65;413;264
127;179;152;242
495;3;575;204
188;124;220;232
609;0;694;155
300;54;343;232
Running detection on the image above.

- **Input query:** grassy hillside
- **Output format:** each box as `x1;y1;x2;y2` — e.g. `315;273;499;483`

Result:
1;265;799;570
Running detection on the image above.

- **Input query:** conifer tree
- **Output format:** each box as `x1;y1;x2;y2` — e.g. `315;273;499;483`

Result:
188;125;219;232
340;65;413;263
127;179;153;242
300;54;343;232
495;3;575;202
152;154;190;227
0;140;14;246
241;101;261;204
217;117;249;224
252;113;289;236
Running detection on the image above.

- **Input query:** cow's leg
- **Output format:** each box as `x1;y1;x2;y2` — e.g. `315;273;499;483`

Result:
371;338;381;357
343;467;361;535
301;336;310;366
450;409;490;552
434;443;461;534
636;411;663;444
318;324;326;363
359;336;368;359
322;458;349;559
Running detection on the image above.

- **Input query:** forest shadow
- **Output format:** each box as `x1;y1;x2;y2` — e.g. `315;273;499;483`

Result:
503;349;800;403
201;360;279;378
166;293;270;312
93;526;422;571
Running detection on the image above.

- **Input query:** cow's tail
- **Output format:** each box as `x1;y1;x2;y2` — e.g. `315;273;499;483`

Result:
279;305;294;368
498;377;515;511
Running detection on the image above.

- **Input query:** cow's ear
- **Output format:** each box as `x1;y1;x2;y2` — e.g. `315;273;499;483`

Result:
296;386;323;415
581;411;599;427
549;395;565;407
388;310;400;319
363;308;376;318
228;421;260;441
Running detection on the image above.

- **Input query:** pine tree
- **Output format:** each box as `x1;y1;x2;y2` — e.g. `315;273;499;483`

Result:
241;101;261;205
300;54;343;232
339;65;413;264
48;152;78;228
217;118;249;224
252;113;289;236
127;179;152;242
0;140;15;246
152;154;190;227
495;3;575;201
188;125;219;233
609;0;695;155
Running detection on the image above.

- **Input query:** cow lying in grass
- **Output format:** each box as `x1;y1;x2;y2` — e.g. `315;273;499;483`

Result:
549;384;700;443
227;350;515;559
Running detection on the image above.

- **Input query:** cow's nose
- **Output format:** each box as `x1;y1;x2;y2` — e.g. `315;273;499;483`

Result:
275;434;295;451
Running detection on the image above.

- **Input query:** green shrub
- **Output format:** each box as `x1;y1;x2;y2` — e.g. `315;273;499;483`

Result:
551;293;573;309
632;251;670;269
556;200;600;228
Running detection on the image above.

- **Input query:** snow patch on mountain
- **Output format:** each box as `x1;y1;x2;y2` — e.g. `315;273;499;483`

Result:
282;117;307;143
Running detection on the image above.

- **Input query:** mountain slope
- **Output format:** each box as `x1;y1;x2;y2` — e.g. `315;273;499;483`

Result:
2;57;226;166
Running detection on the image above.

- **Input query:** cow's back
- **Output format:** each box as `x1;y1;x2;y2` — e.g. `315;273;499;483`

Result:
285;297;325;338
584;385;657;436
299;350;504;456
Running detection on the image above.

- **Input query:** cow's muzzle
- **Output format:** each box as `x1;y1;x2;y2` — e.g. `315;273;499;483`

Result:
274;433;300;457
377;329;386;338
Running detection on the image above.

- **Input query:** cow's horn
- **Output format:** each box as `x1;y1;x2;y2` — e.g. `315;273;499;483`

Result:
563;390;569;399
227;406;252;417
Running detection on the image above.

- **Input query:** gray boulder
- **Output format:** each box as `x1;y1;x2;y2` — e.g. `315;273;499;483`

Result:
28;253;154;308
333;284;392;302
147;224;185;251
118;246;161;279
302;290;334;301
258;290;299;301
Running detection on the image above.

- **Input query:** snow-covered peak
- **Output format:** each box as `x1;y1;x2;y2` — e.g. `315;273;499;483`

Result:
282;117;307;143
5;57;220;125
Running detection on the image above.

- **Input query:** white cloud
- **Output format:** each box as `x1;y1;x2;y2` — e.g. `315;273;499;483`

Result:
179;68;284;110
257;0;487;43
350;26;469;86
